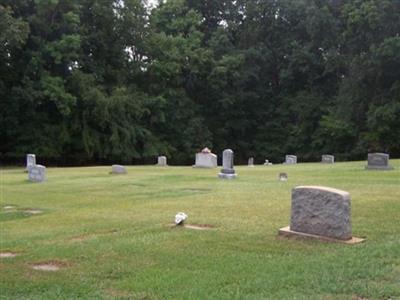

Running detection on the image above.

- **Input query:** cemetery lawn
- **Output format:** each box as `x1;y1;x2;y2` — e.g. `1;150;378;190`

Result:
1;161;400;300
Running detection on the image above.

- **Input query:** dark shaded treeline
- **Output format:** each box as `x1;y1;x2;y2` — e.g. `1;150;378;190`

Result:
1;0;399;166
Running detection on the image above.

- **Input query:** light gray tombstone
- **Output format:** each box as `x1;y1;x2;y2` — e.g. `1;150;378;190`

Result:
218;149;237;179
157;156;167;166
285;155;297;164
28;165;46;182
248;157;254;167
194;148;217;168
26;154;36;171
278;173;288;181
290;186;352;240
111;164;127;174
321;154;334;164
365;153;393;170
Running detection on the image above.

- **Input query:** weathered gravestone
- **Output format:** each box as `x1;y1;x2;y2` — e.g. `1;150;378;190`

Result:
285;155;297;164
365;153;393;170
278;173;288;181
218;149;237;179
26;154;36;172
111;164;127;174
248;157;254;167
157;156;167;166
193;148;217;168
279;186;365;243
28;165;46;182
321;154;334;164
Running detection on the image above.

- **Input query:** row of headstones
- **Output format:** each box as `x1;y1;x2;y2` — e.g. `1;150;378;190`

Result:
217;150;394;179
249;154;334;166
25;151;394;183
192;149;393;169
280;153;392;169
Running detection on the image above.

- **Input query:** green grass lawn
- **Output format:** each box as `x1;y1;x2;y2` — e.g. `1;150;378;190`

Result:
1;161;399;299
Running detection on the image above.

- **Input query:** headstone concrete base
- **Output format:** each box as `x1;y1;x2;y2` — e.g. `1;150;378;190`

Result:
278;226;365;244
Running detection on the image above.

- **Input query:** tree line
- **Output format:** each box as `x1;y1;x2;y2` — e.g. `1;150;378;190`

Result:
1;0;399;165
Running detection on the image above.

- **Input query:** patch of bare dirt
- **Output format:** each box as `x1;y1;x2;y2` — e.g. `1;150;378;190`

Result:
3;206;16;210
69;229;118;243
182;188;212;192
23;209;43;215
69;234;91;243
105;288;132;298
31;260;67;271
0;252;17;258
184;224;215;230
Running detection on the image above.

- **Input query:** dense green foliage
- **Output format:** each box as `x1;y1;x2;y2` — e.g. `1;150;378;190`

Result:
1;0;400;165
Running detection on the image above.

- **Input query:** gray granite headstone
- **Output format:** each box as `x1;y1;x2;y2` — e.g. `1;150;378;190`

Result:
26;154;36;171
28;165;46;182
248;157;254;167
278;173;288;181
218;149;237;179
290;186;352;240
321;154;334;164
111;164;127;174
157;156;167;166
193;148;217;168
285;155;297;164
365;153;393;170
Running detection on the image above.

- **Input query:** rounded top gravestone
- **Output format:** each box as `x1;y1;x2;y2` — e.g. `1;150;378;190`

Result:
26;154;36;171
248;157;254;167
157;156;167;166
218;149;237;179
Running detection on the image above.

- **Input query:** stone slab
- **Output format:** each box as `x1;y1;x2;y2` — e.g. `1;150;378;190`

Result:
218;149;237;179
28;165;46;182
278;226;365;244
248;157;254;167
218;173;237;179
284;155;297;164
157;156;167;166
194;152;217;168
291;186;352;240
111;164;127;174
321;154;334;163
365;153;393;170
26;154;36;172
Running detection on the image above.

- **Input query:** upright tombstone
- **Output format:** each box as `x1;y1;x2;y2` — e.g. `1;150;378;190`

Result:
28;165;46;183
248;157;254;167
285;155;297;164
218;149;237;179
279;186;364;243
111;164;127;174
157;156;167;166
26;154;36;172
365;153;393;170
321;154;334;164
193;147;217;168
